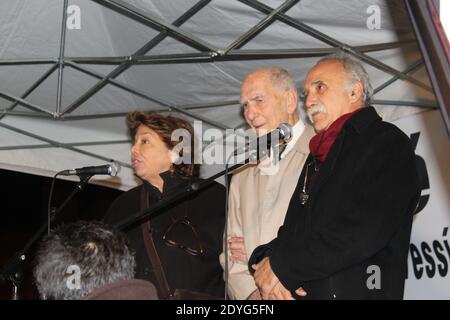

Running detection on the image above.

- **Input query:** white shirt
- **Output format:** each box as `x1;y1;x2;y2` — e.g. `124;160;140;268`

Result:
259;120;306;175
280;120;306;159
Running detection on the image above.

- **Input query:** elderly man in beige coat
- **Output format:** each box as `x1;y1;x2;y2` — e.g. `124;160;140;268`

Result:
219;67;314;299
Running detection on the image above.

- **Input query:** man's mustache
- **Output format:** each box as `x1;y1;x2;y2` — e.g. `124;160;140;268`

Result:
306;104;326;123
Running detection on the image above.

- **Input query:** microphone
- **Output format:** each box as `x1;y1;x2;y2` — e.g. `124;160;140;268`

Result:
59;161;120;177
234;123;293;156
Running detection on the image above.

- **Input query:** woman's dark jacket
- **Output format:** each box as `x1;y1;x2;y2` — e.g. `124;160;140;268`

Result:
104;172;225;298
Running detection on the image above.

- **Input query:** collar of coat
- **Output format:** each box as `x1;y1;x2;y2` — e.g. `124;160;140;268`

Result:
143;171;191;199
344;106;381;134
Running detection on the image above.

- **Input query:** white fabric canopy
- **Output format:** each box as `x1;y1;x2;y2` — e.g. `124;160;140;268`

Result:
0;0;437;190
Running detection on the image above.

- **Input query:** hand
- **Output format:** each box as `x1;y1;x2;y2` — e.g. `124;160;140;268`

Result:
251;257;279;300
268;282;295;300
246;289;262;300
252;257;308;300
228;236;247;263
266;284;307;300
295;287;307;297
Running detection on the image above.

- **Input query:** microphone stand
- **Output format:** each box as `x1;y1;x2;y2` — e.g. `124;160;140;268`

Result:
0;174;93;300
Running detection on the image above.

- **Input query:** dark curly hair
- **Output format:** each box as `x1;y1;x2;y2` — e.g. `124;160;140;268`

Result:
126;111;199;177
33;221;135;300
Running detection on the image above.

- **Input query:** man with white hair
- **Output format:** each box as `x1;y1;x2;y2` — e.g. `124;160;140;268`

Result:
220;67;314;300
249;52;420;300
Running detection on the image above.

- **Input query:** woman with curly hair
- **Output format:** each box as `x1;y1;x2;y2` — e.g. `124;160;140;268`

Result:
104;111;225;299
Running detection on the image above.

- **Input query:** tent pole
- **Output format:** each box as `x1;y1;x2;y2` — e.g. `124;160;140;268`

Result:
56;0;69;115
0;140;131;151
0;111;53;119
0;59;56;66
65;40;417;65
0;90;54;116
404;0;450;136
0;39;413;66
373;99;438;108
374;59;424;94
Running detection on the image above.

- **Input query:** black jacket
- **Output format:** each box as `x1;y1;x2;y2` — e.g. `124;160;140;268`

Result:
104;172;225;298
249;107;420;299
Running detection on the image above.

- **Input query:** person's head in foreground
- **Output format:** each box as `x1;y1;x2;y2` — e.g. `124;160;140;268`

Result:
33;220;156;300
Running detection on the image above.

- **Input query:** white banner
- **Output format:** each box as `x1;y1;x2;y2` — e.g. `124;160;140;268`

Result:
394;110;450;299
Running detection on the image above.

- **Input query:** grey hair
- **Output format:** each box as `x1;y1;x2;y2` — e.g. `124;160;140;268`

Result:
266;67;297;93
33;221;135;300
317;51;373;105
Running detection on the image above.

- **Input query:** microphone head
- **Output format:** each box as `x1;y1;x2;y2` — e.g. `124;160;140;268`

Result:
108;161;121;177
278;123;293;142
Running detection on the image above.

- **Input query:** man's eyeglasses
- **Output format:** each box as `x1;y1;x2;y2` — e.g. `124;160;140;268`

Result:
162;216;205;256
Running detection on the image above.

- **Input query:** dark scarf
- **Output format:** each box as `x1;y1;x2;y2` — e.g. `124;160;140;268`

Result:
309;108;362;163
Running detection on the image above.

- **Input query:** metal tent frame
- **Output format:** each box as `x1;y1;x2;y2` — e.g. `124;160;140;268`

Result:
0;0;440;169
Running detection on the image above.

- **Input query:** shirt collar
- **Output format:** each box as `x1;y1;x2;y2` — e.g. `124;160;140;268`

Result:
280;119;305;159
256;120;306;174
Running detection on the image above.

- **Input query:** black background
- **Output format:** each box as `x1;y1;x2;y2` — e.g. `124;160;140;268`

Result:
0;168;122;300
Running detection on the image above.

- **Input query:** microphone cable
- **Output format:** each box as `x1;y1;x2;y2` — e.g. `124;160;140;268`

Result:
47;171;64;235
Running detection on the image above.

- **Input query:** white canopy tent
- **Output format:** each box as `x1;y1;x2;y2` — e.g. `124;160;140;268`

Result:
0;0;439;191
